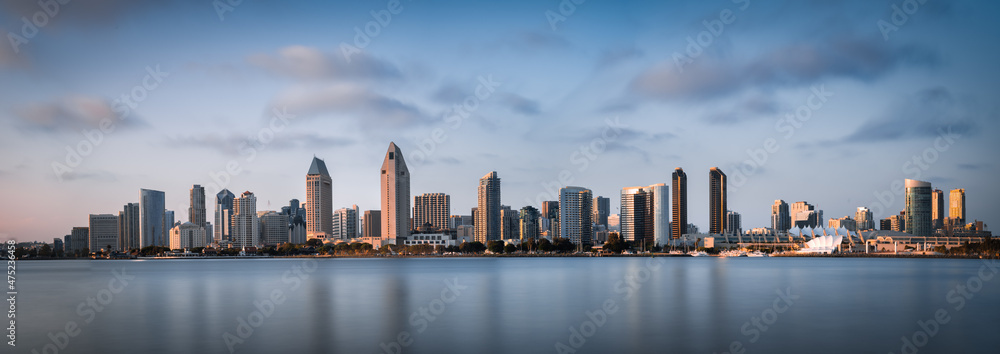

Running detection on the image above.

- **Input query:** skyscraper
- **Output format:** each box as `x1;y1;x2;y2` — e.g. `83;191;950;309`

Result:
362;210;382;238
232;191;258;248
905;179;932;236
414;193;450;231
621;186;654;244
139;188;166;248
89;214;119;251
771;200;790;232
949;189;966;227
381;142;411;242
332;207;359;240
559;187;593;247
306;157;333;240
709;167;727;235
519;206;540;240
259;211;289;246
188;184;207;228
501;205;520;240
931;189;945;230
671;168;688;238
69;227;88;253
592;196;610;230
791;201;820;229
855;207;874;231
475;171;501;243
164;210;175;230
725;211;742;236
118;202;139;251
214;189;235;243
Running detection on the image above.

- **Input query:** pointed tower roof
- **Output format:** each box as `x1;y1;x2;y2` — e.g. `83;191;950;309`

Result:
380;142;408;173
307;156;330;176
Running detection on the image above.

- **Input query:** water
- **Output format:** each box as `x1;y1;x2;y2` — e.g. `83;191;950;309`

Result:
15;257;1000;354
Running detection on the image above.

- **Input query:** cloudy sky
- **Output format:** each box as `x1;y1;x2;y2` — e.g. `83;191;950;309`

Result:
2;0;998;242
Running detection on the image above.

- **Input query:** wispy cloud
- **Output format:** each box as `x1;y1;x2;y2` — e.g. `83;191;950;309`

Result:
248;45;401;81
500;93;541;116
840;87;979;143
269;83;429;128
12;96;144;133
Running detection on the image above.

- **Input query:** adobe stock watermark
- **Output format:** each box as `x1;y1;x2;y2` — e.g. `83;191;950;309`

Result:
525;116;627;207
340;0;413;63
203;106;296;197
407;75;501;167
672;0;750;73
379;277;468;354
51;65;169;182
877;0;930;41
715;287;800;354
545;0;587;31
728;85;834;192
888;258;998;354
865;126;960;218
6;0;71;54
554;257;662;353
223;259;317;353
29;268;135;354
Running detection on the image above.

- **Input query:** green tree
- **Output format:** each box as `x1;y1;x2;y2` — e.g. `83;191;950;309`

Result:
487;240;505;254
460;241;486;254
504;243;517;254
538;239;553;252
39;244;53;257
603;233;626;254
306;239;323;248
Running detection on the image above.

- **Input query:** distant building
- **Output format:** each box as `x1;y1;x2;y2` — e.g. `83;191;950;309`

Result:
139;188;166;247
69;227;88;253
476;171;502;243
259;211;289;246
519;206;540;240
890;212;906;233
214;189;235;243
414;193;450;231
620;184;668;245
791;201;822;229
501;206;520;241
949;189;966;226
332;206;360;240
931;189;945;230
592;196;610;230
559;186;593;247
905;179;932;236
169;222;207;249
449;215;473;229
89;214;119;252
363;210;382;238
829;216;857;232
232;191;259;248
880;218;892;231
189;184;207;228
672;168;688;238
771;200;790;232
726;210;742;236
381;142;411;242
164;210;175;231
709;167;727;235
306;157;334;240
119;202;140;251
53;238;64;253
855;207;874;231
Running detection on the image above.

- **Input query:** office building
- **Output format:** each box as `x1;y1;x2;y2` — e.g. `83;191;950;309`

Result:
139;188;166;247
620;184;668;245
905;179;932;236
856;207;874;231
880;218;892;231
380;142;410;242
949;189;966;227
53;238;64;253
333;206;360;240
215;189;235;243
519;206;540;240
89;214;119;252
791;201;822;229
164;210;175;230
559;186;593;246
118;202;139;251
449;215;473;229
363;210;382;238
259;211;289;246
414;193;450;231
829;216;857;232
771;200;790;232
672;168;688;238
593;196;610;229
169;222;207;249
709;167;727;235
476;171;501;243
306;156;334;240
69;227;88;253
725;210;742;236
931;189;945;230
501;205;520;240
232;191;259;248
189;184;206;227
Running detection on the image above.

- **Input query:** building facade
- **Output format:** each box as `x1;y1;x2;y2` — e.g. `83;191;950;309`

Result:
259;211;289;246
931;189;945;230
232;191;259;248
949;189;966;227
169;222;208;249
119;202;140;251
332;206;360;240
475;171;502;243
380;142;411;242
559;186;593;247
139;188;166;248
905;179;932;236
306;157;334;240
89;214;119;252
672;168;688;238
709;167;728;235
189;184;207;227
771;200;790;232
414;193;450;231
519;206;540;240
214;189;235;243
592;196;610;230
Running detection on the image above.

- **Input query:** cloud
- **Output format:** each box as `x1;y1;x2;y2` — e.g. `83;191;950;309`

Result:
57;170;118;182
269;83;429;127
703;95;780;124
596;46;644;68
12;96;144;133
169;132;354;156
248;45;401;81
841;87;979;143
631;34;937;101
431;82;468;104
500;93;541;116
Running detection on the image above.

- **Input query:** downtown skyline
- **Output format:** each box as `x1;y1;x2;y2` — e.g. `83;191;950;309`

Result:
1;0;999;243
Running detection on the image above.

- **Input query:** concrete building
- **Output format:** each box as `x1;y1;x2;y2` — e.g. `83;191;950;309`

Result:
791;201;822;229
169;222;207;249
519;206;540;240
332;206;360;240
189;184;207;227
709;167;727;235
771;200;790;232
905;179;932;236
620;184;668;245
118;202;140;251
68;227;88;253
380;142;411;242
306;157;334;240
259;211;289;246
501;205;520;241
855;207;874;231
592;196;610;230
89;214;119;252
139;188;166;247
559;186;593;247
214;189;235;243
672;168;688;238
414;193;450;231
449;215;473;229
726;210;742;236
232;191;259;248
829;216;857;232
949;189;966;226
164;210;175;231
476;171;501;243
363;210;382;238
931;189;945;230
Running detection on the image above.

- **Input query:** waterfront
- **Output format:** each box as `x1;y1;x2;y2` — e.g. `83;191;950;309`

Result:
17;257;1000;353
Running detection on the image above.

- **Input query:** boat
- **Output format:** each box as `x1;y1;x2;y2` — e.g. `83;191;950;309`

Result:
747;251;769;257
688;251;710;257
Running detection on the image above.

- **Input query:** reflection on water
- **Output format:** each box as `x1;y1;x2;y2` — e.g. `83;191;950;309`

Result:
17;258;1000;353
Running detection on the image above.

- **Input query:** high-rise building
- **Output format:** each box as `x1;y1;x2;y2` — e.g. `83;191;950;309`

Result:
828;216;857;231
592;196;610;230
771;200;790;232
620;184;668;245
164;210;175;230
89;214;119;252
709;167;727;235
475;171;501;243
169;222;207;250
890;212;906;232
559;186;593;246
541;201;559;220
414;193;450;231
791;201;821;229
259;211;289;246
905;179;932;236
53;238;64;253
949;189;966;227
189;184;207;228
540;200;560;239
725;210;742;236
855;207;874;231
69;227;88;253
501;206;520;240
139;188;166;248
332;206;360;240
362;210;382;238
214;189;235;243
519;206;540;240
306;157;334;240
118;203;139;251
671;168;688;238
380;142;410;242
931;189;945;230
449;215;473;229
232;191;259;248
880;218;892;231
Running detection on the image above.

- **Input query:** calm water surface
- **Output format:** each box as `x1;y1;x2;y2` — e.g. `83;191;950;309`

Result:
17;257;1000;353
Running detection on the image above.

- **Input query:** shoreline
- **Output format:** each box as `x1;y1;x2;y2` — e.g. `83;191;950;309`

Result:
18;253;997;260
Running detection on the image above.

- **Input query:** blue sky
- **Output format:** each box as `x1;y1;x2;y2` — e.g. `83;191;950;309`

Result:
2;0;998;242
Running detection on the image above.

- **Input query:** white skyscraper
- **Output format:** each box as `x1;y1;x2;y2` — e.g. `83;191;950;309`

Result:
559;186;593;247
381;142;410;243
232;191;259;248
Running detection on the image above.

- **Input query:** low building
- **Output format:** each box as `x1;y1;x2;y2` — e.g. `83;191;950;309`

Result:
169;222;208;250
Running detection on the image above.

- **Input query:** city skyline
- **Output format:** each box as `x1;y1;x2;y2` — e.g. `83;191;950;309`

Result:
2;0;999;243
